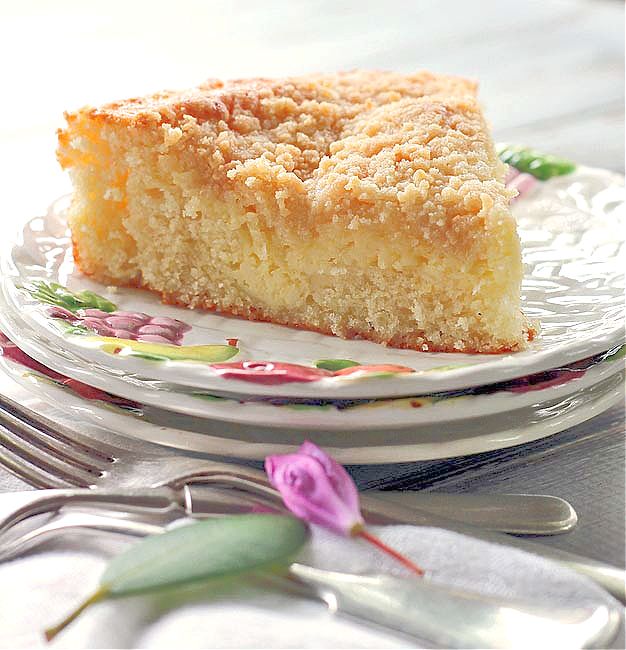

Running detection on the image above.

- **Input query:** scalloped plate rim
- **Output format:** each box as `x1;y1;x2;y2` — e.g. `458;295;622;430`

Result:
0;349;622;462
0;278;623;430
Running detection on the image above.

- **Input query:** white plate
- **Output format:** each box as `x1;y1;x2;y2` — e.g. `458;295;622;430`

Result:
1;343;622;463
1;296;623;430
2;280;623;430
2;164;624;399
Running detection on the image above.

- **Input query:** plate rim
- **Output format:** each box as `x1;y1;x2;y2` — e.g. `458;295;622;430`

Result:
1;287;623;430
1;348;622;463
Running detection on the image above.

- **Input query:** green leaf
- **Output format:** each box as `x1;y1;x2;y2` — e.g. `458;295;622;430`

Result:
26;281;117;313
314;358;361;371
103;515;308;596
45;515;308;641
53;319;92;336
497;143;576;180
77;337;239;363
425;363;475;373
78;290;118;312
602;344;626;362
193;393;228;402
286;403;332;411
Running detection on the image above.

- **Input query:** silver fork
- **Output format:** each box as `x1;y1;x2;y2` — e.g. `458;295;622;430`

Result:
0;386;580;534
0;510;165;561
1;389;625;602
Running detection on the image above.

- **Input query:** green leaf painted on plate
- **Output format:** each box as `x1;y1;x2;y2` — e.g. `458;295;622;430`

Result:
313;359;361;371
602;344;626;362
27;281;117;313
424;363;475;373
497;143;576;180
54;320;92;336
80;337;239;363
45;515;308;641
348;371;396;380
193;393;228;402
285;403;333;411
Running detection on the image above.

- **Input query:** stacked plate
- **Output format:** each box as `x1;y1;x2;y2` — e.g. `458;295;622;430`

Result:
0;160;624;463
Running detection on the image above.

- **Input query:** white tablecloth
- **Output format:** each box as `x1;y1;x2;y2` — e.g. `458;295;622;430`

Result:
0;510;619;648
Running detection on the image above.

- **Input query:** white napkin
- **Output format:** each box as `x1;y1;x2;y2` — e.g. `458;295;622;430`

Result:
0;517;619;649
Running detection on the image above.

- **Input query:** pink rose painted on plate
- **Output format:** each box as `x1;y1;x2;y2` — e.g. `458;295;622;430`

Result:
46;306;191;345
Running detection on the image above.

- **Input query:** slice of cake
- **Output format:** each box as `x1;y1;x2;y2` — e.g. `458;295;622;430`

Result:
57;70;532;353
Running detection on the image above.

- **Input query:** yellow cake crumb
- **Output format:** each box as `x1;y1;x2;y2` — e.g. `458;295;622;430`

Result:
57;70;529;353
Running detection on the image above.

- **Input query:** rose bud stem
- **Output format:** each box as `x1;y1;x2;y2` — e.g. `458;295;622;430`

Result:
354;526;424;576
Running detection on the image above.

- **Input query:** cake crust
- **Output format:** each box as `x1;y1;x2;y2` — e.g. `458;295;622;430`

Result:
59;71;493;236
58;70;529;353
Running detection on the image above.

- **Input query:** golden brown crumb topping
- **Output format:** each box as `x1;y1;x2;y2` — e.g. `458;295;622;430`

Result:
60;70;510;242
62;70;476;176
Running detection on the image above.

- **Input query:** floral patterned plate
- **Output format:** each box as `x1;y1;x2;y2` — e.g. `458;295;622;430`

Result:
0;320;623;429
0;333;622;462
1;151;624;399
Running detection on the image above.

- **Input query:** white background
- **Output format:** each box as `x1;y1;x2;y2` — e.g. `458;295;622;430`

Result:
0;0;623;244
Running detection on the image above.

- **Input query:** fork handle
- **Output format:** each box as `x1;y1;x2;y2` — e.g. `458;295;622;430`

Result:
0;487;183;532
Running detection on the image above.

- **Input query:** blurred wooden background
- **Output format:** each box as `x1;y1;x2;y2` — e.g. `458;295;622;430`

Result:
0;0;623;242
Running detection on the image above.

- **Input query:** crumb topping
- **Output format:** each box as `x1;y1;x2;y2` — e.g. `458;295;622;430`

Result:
60;70;512;242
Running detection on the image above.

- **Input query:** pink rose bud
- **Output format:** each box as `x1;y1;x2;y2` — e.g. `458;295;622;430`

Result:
265;441;364;536
266;442;425;576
